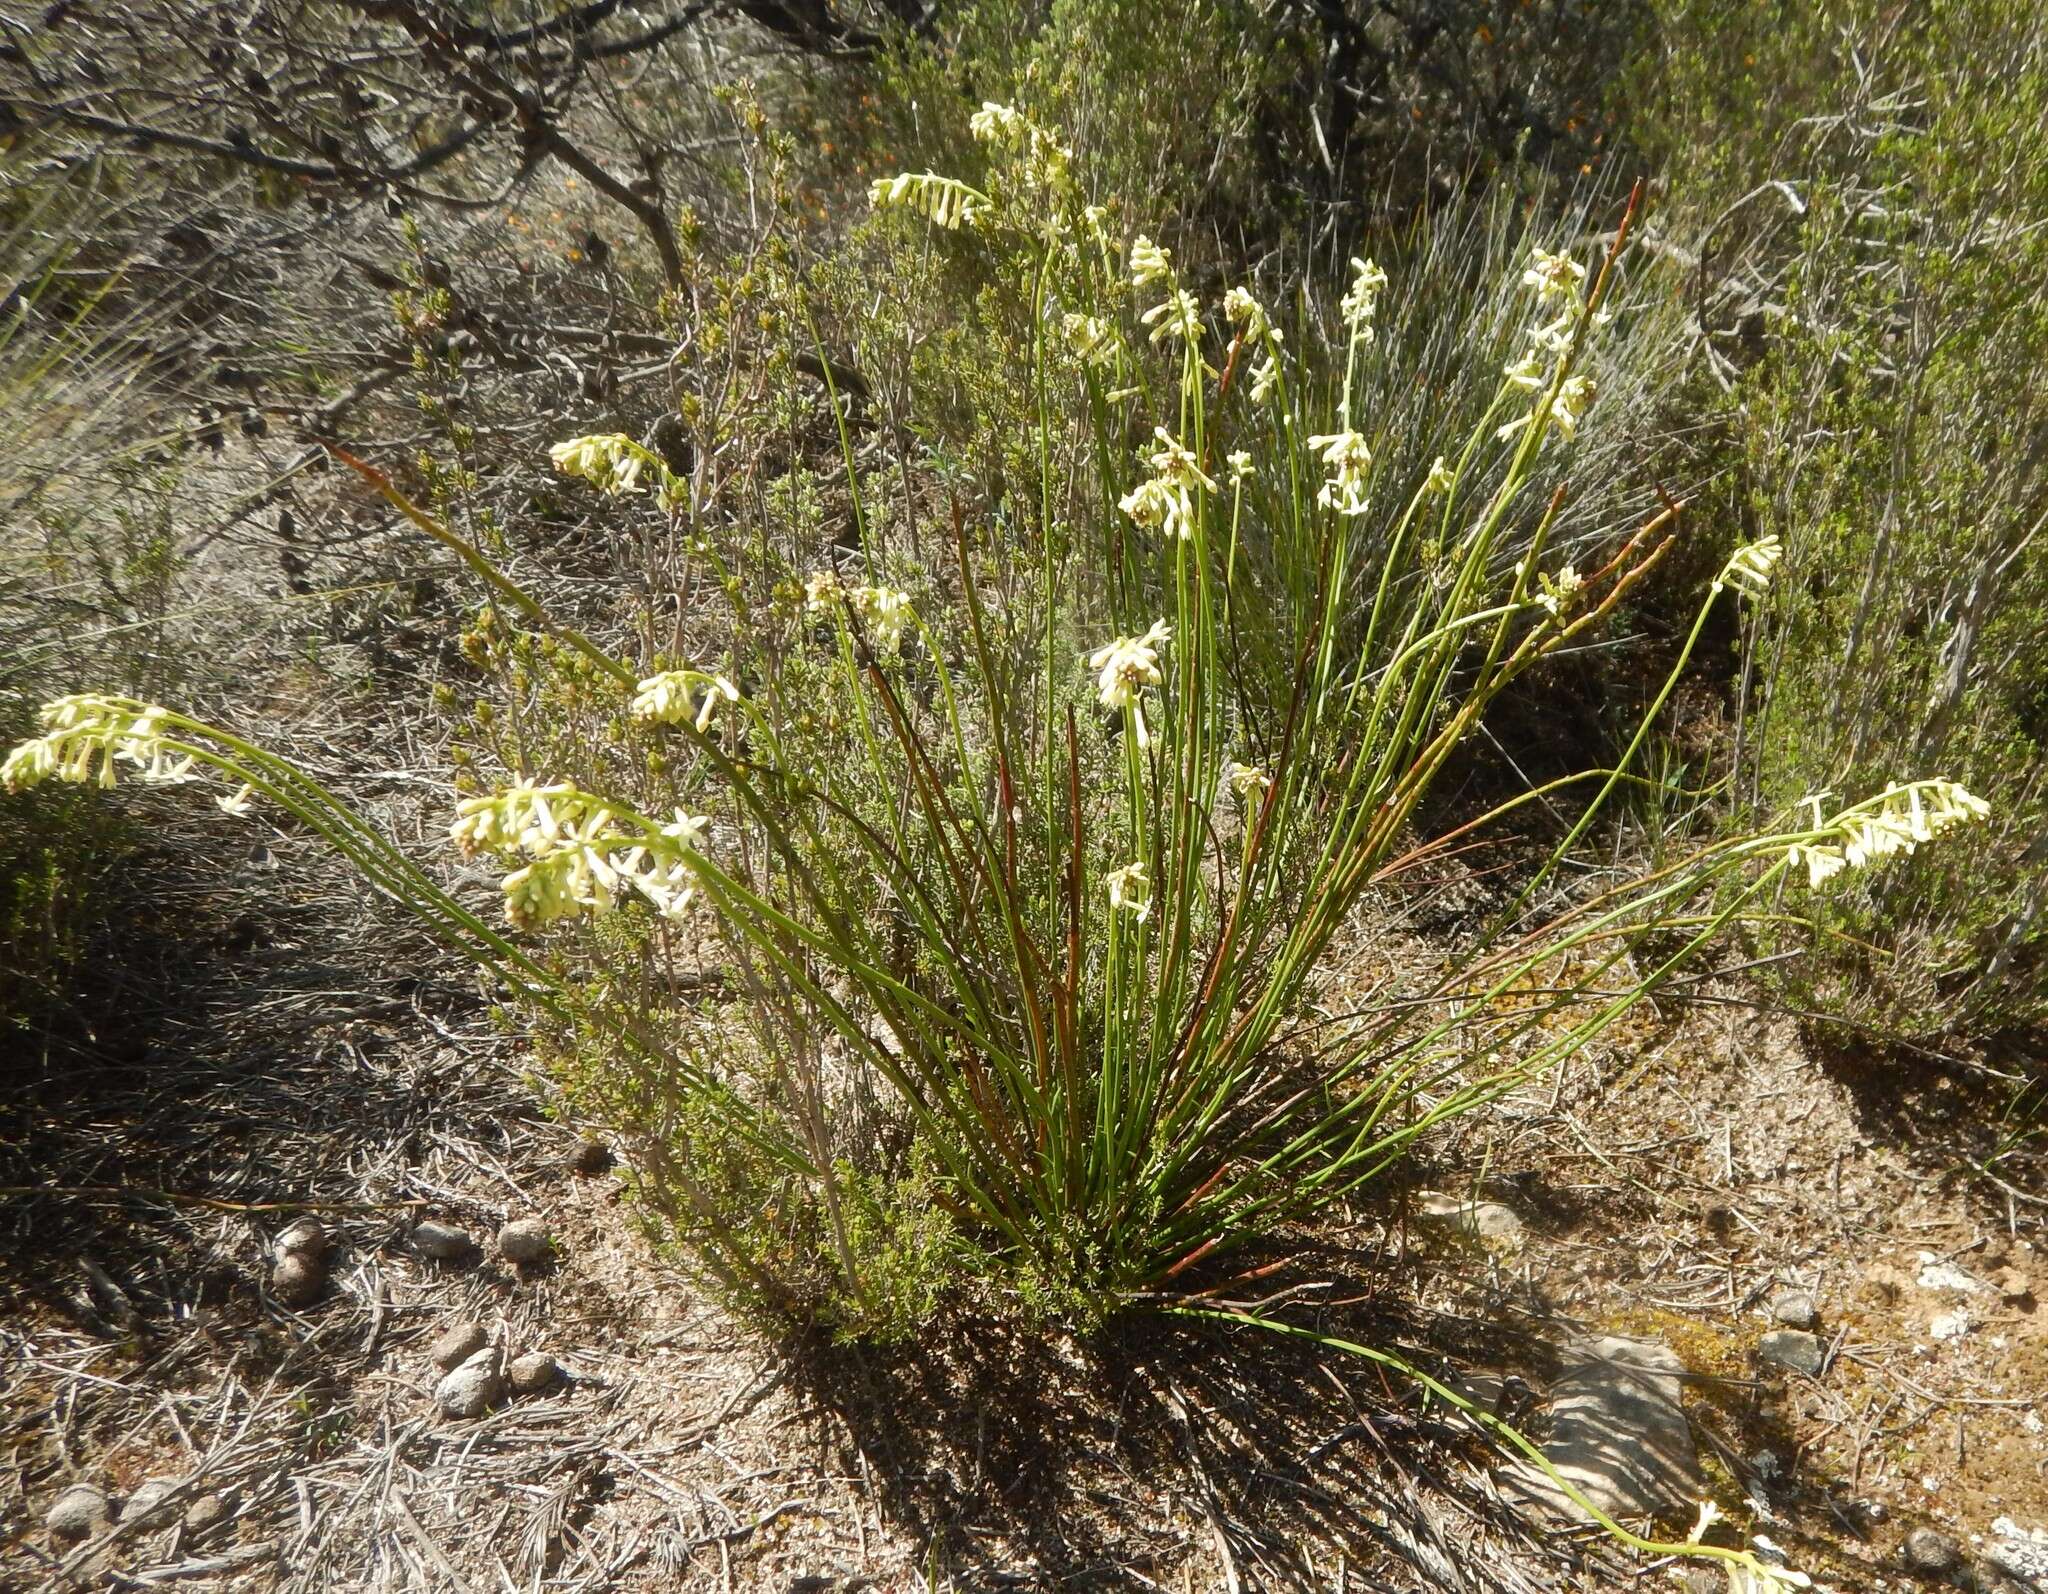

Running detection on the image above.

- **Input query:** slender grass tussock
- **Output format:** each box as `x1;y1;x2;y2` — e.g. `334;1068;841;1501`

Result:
1;101;1992;1592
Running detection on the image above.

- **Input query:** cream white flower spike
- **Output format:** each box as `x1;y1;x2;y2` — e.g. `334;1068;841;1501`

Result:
1715;536;1784;599
1129;235;1173;288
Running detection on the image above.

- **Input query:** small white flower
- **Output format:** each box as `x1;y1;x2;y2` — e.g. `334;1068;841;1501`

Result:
1146;427;1216;491
1227;450;1253;484
1249;353;1281;403
869;171;988;229
803;569;844;611
661;810;711;850
1788;843;1848;888
130;744;196;784
1307;429;1373;517
1130;235;1173;288
1340;256;1389;327
550;433;651;496
1522;247;1586;301
1105;861;1152;921
1503;348;1549;390
1936;780;1990;822
968;101;1024;144
1533;564;1583;619
214;783;256;817
630;670;693;725
631;667;740;733
1089;620;1171;713
1118;476;1197;542
1062;312;1116;366
1495;373;1595;445
694;673;740;733
1141;288;1202;346
851;585;915;655
1798;778;1991;886
1223;285;1270;339
1424;455;1455;495
1227;761;1271;801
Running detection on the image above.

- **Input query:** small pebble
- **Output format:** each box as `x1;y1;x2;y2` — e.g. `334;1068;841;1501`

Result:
1413;1191;1524;1247
507;1351;559;1395
1758;1328;1826;1377
46;1483;110;1541
183;1493;229;1533
120;1477;179;1525
271;1251;325;1307
411;1219;474;1259
429;1319;488;1370
1770;1289;1818;1329
274;1215;328;1259
497;1218;552;1265
568;1137;613;1175
1902;1525;1962;1574
435;1349;503;1418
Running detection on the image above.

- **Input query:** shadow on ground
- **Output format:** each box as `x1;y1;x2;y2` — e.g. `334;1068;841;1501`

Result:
788;1259;1630;1593
0;820;514;1344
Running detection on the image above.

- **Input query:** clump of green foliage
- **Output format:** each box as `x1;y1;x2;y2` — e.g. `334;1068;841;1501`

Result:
6;110;1984;1354
1632;0;2048;1035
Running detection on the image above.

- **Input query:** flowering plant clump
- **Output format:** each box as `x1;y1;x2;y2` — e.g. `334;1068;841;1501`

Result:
0;102;1992;1592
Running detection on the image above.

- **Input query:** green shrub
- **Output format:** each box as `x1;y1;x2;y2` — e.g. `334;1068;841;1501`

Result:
1634;0;2048;1035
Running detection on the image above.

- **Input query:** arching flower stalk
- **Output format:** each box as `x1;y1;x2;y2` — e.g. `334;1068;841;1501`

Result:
1789;779;1990;888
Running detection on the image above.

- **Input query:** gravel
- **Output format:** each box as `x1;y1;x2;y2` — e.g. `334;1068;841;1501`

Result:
1757;1329;1826;1376
411;1219;475;1259
497;1218;552;1265
430;1319;488;1370
507;1351;560;1395
46;1482;111;1541
435;1349;503;1418
1901;1526;1961;1574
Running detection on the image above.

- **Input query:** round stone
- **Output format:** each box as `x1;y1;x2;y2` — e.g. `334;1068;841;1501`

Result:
497;1219;552;1265
1758;1328;1826;1376
47;1483;110;1541
1903;1527;1962;1575
271;1251;325;1307
411;1220;474;1259
568;1137;613;1175
435;1350;503;1418
274;1215;328;1259
120;1477;180;1525
429;1320;488;1370
1770;1289;1818;1329
183;1493;229;1533
507;1352;559;1395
